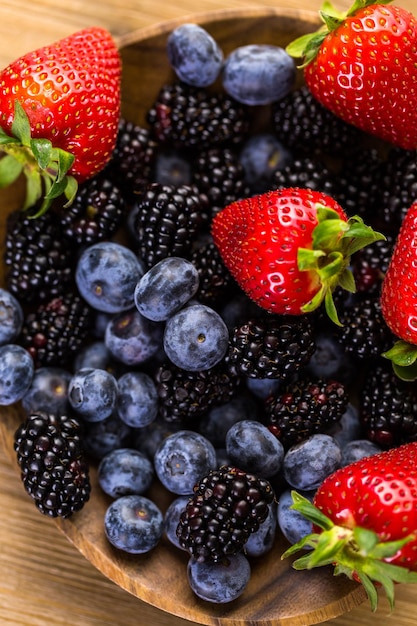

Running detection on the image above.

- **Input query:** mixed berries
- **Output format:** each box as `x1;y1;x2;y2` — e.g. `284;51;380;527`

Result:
2;0;417;610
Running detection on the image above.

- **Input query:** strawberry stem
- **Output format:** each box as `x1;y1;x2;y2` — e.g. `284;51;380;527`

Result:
382;340;417;381
0;101;78;216
286;0;394;66
297;205;385;325
281;492;417;611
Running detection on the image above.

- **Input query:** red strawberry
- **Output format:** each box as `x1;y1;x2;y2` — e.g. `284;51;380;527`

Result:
286;0;417;150
380;200;417;380
0;27;121;214
282;442;417;610
211;187;383;324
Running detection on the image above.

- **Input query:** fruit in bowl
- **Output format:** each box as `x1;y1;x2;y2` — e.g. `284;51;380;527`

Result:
1;2;417;625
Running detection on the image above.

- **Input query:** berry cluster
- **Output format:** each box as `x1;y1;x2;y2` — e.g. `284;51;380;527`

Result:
1;19;417;607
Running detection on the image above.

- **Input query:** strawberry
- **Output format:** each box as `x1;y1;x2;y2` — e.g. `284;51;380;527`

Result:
211;187;384;324
286;0;417;150
380;201;417;381
282;442;417;610
0;27;121;215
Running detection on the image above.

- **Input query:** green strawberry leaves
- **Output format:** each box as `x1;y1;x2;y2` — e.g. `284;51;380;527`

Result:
382;340;417;381
281;491;417;611
297;205;385;325
0;100;78;216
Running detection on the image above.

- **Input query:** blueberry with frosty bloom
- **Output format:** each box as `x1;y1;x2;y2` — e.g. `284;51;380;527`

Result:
277;488;315;545
283;434;342;491
22;366;71;415
163;303;229;371
104;495;164;554
68;368;118;422
222;44;295;105
0;344;34;405
341;439;382;467
154;429;217;495
75;241;145;313
0;288;23;345
164;495;191;550
226;419;284;478
105;309;163;366
98;448;154;498
167;23;224;87
134;256;199;322
187;552;251;603
116;371;159;428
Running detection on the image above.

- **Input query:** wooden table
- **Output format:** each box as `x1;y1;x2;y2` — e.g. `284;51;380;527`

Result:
1;0;417;625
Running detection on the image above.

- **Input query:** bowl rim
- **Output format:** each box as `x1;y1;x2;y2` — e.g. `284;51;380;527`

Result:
115;6;320;49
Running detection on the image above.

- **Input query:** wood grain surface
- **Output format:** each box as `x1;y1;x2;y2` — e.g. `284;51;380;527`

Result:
1;1;417;625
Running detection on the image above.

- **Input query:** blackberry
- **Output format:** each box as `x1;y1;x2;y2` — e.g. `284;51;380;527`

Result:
360;360;417;448
130;182;209;269
146;81;250;149
155;360;240;424
56;174;126;246
333;147;386;220
270;155;336;196
4;209;75;304
271;85;362;158
14;411;91;518
227;315;315;380
192;147;251;218
190;240;235;306
265;377;348;449
18;292;94;369
176;465;274;562
336;295;395;360
108;118;157;201
371;147;417;236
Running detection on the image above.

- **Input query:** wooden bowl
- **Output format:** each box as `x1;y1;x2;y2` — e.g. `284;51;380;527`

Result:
0;7;368;626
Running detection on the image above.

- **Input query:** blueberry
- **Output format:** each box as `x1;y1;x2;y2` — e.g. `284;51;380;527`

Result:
75;241;145;313
0;288;23;345
104;495;163;554
83;412;133;460
116;371;159;428
341;439;382;467
245;376;282;401
225;419;284;478
154;430;217;495
68;368;118;422
0;344;34;405
239;133;292;192
22;366;72;415
222;44;295;105
153;148;193;186
167;23;224;87
73;341;112;371
98;448;154;498
327;402;361;448
245;501;277;557
105;309;163;366
199;393;258;448
132;418;182;460
187;553;251;603
164;495;190;550
283;434;342;491
134;257;200;322
277;489;314;545
306;332;355;384
163;303;229;371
